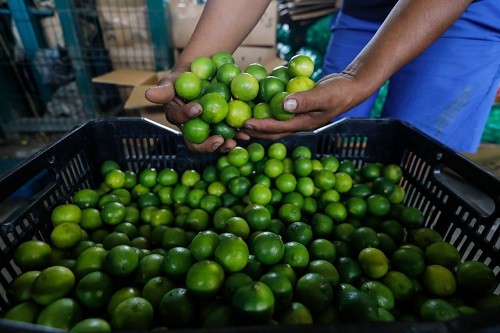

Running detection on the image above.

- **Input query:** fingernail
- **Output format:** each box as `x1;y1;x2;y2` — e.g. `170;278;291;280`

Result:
284;98;297;112
213;141;222;150
244;123;254;130
189;105;201;116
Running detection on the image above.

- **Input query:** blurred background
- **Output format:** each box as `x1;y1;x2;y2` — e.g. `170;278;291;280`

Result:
0;0;498;176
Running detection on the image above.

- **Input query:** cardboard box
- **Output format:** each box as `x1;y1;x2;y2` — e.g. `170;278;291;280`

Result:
169;0;277;48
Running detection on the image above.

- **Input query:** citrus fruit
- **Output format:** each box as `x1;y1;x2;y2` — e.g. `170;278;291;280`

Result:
110;297;154;331
70;318;111;333
175;71;202;101
75;271;114;309
382;271;415;303
390;246;425;277
216;63;241;85
31;265;75;305
73;189;99;209
51;203;82;225
232;281;275;323
295;272;333;313
215;236;249;272
271;65;292;85
270;91;293;121
287;54;315;78
104;244;139;277
259;272;293;312
259;76;285;103
183;117;210;144
420;299;460;321
142;276;175;310
105;169;126;189
338;290;379;323
191;56;217;80
360;280;395;311
212;51;234;68
244;204;271;231
159;287;197;328
252;231;284;265
100;160;120;177
281;241;309;270
13;240;51;271
226;100;252;128
230;73;259;101
357;247;389;278
186;260;225;297
456;261;496;293
8;271;41;304
36;297;81;330
50;222;83;249
4;302;41;324
245;62;268;82
206;81;232;102
286;76;315;93
100;201;126;225
212;121;236;139
189;230;220;261
199;92;229;123
162;246;195;280
107;287;142;316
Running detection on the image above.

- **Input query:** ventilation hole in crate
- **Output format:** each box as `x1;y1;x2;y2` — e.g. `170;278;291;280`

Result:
445;227;462;245
0;267;12;285
485;221;500;251
428;210;442;229
462;241;476;261
472;249;484;262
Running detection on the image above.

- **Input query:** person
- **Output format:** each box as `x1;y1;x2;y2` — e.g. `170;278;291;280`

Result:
145;0;500;154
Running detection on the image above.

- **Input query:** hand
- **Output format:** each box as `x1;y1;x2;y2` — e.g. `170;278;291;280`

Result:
145;72;238;153
241;72;366;140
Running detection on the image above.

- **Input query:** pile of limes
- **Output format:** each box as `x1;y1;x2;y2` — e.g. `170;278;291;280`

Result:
4;143;499;332
177;52;316;144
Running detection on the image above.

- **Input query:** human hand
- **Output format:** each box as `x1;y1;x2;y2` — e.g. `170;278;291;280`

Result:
145;71;238;153
241;72;367;140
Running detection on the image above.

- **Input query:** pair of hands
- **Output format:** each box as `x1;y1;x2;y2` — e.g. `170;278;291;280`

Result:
144;70;360;153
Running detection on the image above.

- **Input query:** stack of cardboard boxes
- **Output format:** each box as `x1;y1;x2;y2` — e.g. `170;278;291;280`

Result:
93;0;284;128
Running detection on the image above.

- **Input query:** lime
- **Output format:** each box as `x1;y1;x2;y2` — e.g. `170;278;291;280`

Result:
215;236;249;272
288;54;315;78
75;271;114;309
270;91;293;121
252;231;284;265
232;281;275;323
420;299;460;321
358;247;389;278
338;290;379;323
111;297;154;331
13;240;51;271
226;100;252;128
36;298;81;330
51;203;82;225
175;71;202;101
31;266;75;305
186;260;225;297
231;72;259;101
191;56;217;80
200;92;229;124
183;117;210;144
296;272;333;313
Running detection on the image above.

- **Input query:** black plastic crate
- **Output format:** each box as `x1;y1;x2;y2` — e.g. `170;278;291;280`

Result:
0;117;499;332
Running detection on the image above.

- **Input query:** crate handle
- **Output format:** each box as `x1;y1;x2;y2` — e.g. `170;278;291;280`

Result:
433;163;499;222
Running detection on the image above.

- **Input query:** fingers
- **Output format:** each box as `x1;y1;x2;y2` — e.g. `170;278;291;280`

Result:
186;135;237;154
145;80;175;105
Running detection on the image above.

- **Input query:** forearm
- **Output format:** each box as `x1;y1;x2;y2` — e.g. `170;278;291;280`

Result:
174;0;272;71
344;0;473;98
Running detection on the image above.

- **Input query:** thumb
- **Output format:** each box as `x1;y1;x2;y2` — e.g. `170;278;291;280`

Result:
283;89;324;114
145;80;175;104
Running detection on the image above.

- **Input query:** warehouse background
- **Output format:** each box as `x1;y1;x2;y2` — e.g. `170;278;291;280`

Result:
0;0;498;173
